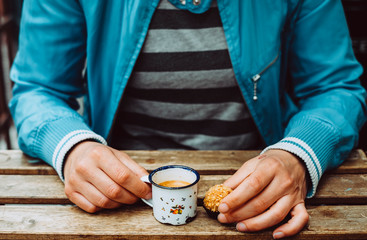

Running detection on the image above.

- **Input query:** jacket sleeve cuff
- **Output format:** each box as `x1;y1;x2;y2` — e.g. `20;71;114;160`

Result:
31;116;107;181
261;138;319;198
262;114;340;198
53;130;107;181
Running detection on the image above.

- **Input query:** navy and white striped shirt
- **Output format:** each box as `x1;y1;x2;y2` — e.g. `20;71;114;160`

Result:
110;0;262;150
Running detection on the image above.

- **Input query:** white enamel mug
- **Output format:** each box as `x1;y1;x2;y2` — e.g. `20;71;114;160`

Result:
140;165;200;225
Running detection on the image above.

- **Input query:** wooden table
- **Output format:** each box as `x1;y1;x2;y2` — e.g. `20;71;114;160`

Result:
0;150;366;239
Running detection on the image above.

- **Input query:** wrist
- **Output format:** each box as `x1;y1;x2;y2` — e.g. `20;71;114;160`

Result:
264;149;308;197
63;140;103;178
54;130;106;182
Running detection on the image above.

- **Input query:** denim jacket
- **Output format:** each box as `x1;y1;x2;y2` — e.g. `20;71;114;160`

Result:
10;0;367;197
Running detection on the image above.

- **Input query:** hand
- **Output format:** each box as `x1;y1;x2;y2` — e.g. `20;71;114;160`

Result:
63;141;152;213
217;149;309;239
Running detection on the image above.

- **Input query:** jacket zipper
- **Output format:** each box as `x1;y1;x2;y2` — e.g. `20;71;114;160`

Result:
251;53;279;101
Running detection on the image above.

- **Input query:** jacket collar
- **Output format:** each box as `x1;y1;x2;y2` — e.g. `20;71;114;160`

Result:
168;0;213;13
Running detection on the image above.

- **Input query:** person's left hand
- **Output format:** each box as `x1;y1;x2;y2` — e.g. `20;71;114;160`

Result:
217;149;309;239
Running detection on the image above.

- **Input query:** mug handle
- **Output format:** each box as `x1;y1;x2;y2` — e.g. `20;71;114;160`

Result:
140;175;153;207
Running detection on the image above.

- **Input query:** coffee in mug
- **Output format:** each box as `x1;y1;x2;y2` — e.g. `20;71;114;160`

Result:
159;180;191;188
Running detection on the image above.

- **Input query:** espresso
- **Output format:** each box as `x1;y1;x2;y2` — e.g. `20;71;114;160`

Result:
159;180;191;187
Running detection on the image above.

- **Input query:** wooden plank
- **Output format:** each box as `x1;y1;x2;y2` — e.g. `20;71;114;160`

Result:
1;174;366;205
310;173;367;205
0;150;261;175
0;149;366;175
330;149;367;174
127;150;261;175
0;150;56;175
0;204;366;239
0;175;69;204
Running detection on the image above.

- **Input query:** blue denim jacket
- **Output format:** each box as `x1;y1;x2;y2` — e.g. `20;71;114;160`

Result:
9;0;367;197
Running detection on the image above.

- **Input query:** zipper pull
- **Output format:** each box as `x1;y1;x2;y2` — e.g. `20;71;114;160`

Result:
250;53;279;101
252;74;260;101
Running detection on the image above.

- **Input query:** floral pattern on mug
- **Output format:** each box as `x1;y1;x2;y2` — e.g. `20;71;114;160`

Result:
170;205;185;214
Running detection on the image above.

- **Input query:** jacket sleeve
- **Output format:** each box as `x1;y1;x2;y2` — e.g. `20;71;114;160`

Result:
263;0;367;197
9;0;106;180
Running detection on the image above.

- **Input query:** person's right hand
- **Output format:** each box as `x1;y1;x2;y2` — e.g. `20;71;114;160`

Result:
63;141;152;213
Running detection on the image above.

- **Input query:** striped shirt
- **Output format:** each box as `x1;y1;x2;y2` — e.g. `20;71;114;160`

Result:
109;0;262;150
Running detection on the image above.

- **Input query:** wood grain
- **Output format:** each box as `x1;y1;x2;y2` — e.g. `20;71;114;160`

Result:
1;174;366;205
0;149;366;175
0;150;56;175
0;204;366;240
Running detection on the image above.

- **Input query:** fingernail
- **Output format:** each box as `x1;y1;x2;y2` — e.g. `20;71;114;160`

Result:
218;203;229;213
217;213;228;223
236;222;247;232
273;232;285;239
144;192;152;200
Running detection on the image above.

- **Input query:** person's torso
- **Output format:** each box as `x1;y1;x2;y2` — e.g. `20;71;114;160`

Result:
78;0;301;145
109;0;261;150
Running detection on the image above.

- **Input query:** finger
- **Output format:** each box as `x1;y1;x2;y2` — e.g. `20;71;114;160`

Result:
112;150;149;178
84;168;140;204
218;177;287;222
96;149;152;199
235;195;293;232
272;202;309;239
74;180;123;209
223;155;267;190
66;190;102;213
219;163;275;213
